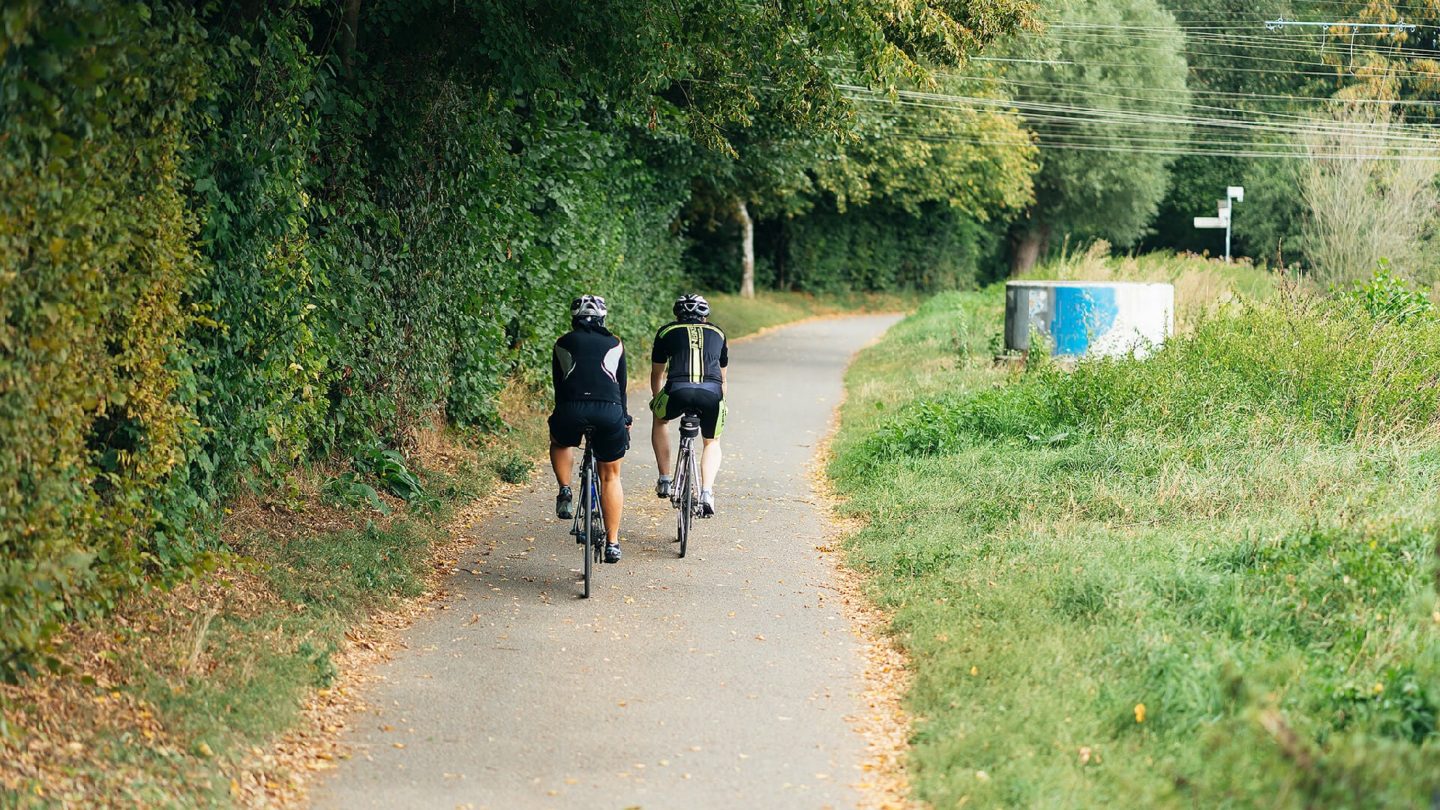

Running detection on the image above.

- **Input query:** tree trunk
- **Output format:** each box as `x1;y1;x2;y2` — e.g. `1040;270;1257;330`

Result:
1009;224;1050;277
736;198;755;298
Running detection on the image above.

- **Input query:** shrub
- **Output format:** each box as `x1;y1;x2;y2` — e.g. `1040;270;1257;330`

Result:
0;1;208;676
0;1;688;675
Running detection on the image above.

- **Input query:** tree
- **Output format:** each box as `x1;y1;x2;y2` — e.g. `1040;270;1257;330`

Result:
1298;103;1440;285
1001;0;1191;274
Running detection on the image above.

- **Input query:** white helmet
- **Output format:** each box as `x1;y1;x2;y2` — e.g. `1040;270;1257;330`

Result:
571;294;608;322
673;293;710;321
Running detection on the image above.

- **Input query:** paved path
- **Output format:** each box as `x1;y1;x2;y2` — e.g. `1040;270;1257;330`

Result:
313;314;900;810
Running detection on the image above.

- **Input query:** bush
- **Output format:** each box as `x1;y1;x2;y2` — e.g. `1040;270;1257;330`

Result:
685;199;998;293
0;1;209;676
0;1;687;675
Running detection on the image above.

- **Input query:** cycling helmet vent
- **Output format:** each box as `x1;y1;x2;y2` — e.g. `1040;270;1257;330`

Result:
673;293;710;321
571;294;608;321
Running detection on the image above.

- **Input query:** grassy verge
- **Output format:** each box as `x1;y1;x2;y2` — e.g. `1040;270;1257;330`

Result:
832;263;1440;807
0;289;863;807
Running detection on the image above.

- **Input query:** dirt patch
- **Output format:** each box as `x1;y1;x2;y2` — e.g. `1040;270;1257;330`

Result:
0;399;546;808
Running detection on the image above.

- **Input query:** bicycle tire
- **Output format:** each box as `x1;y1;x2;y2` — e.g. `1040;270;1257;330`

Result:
580;454;594;598
678;447;693;558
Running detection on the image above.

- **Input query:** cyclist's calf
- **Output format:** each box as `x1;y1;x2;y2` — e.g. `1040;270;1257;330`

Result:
597;459;624;543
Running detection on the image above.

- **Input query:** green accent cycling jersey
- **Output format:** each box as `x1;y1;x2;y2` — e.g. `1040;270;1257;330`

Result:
651;320;728;387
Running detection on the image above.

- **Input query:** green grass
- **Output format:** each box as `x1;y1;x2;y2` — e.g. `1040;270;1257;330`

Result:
832;269;1440;807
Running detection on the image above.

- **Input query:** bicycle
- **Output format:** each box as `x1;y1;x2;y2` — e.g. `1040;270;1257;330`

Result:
668;412;704;558
570;428;605;598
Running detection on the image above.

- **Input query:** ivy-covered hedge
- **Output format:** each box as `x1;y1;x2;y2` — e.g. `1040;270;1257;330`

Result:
0;1;684;675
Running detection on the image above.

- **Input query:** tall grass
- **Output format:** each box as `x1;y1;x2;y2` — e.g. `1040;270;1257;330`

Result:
833;277;1440;807
1025;242;1274;331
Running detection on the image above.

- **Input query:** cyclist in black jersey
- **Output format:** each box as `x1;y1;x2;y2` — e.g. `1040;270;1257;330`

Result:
649;294;728;516
549;295;629;564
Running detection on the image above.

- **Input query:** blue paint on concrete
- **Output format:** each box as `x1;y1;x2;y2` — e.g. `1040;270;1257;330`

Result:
1051;285;1119;356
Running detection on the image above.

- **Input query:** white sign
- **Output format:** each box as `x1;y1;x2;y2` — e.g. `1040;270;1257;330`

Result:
1194;216;1228;229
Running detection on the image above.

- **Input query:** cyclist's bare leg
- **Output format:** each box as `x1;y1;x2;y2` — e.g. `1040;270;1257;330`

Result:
597;459;624;543
550;442;574;487
700;438;722;491
651;418;672;477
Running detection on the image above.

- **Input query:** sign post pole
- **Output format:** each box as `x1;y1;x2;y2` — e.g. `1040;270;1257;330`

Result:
1193;186;1244;262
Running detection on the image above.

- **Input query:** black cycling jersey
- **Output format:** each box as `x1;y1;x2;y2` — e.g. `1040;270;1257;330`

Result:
553;322;627;413
651;320;728;387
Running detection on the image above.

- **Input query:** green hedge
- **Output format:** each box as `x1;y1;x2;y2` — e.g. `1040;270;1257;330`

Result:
686;200;999;293
0;1;684;675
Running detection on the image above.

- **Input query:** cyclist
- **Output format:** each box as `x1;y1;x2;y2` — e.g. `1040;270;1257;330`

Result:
649;293;728;517
549;294;629;564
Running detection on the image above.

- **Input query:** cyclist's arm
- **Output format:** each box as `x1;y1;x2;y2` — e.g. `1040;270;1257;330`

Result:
650;362;666;397
618;342;628;418
551;341;563;402
719;337;729;398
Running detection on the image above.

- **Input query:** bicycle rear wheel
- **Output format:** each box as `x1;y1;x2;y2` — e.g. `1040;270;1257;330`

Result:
580;456;594;598
677;445;692;558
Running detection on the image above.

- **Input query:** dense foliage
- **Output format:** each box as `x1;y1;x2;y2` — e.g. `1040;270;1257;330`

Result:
0;0;1036;674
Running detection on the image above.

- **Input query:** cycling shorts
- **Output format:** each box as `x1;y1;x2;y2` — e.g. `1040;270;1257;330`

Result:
650;384;726;439
549;401;629;462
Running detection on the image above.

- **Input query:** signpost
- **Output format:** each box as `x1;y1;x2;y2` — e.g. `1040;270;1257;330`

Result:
1193;186;1244;262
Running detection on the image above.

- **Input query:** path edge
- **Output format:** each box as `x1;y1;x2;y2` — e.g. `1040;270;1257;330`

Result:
256;476;534;806
806;319;921;810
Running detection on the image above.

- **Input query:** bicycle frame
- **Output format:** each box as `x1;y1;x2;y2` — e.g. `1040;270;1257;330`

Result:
670;413;702;557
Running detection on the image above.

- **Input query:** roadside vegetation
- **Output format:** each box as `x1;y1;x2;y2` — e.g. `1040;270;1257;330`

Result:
832;256;1440;807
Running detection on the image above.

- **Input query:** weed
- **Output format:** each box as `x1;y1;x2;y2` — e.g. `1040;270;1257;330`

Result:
492;453;533;485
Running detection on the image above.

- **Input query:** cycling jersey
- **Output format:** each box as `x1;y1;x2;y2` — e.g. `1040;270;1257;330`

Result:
551;323;629;460
651;320;728;388
553;323;627;411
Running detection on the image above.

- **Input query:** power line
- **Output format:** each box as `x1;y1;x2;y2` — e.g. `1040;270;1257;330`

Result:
841;86;1440;150
926;69;1440;119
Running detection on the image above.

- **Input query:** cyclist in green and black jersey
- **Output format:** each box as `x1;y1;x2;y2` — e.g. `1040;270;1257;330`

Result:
649;294;728;516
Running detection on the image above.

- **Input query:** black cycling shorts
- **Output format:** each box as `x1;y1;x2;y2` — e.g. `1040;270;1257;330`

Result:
549;401;629;462
650;384;727;439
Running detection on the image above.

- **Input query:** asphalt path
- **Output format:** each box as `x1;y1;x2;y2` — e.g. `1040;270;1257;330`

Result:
313;314;901;810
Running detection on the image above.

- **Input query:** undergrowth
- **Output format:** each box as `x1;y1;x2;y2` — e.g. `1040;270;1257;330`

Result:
833;271;1440;808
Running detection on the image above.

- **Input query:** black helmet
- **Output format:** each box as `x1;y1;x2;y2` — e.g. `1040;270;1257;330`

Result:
673;293;710;322
571;294;608;324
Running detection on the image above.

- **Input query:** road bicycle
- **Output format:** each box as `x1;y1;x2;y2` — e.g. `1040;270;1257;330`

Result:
571;428;605;597
668;412;704;558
